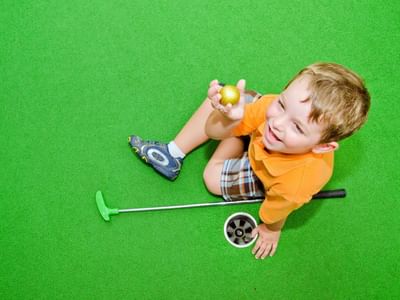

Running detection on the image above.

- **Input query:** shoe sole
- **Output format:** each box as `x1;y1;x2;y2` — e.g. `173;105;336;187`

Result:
127;135;178;180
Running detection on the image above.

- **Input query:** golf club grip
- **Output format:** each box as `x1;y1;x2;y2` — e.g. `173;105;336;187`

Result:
311;189;346;199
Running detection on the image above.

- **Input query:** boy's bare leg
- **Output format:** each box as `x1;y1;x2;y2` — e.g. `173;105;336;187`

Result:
173;98;214;155
203;137;245;195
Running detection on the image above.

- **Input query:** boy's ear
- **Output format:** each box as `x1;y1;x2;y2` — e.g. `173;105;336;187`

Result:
312;142;339;154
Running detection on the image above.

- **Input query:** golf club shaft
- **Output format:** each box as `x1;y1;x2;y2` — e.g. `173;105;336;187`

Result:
118;189;346;214
119;199;263;213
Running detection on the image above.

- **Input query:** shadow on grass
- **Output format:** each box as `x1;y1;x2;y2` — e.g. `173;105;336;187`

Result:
203;139;219;158
284;200;324;230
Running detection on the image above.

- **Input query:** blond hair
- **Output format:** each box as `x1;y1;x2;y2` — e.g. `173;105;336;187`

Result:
286;62;370;143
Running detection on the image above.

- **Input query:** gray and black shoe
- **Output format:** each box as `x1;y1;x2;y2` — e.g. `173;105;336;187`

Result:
128;135;183;181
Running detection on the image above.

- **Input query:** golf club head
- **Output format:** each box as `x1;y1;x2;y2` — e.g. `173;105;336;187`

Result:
96;191;119;221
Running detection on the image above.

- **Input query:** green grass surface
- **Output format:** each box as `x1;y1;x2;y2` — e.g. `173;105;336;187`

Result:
1;0;399;299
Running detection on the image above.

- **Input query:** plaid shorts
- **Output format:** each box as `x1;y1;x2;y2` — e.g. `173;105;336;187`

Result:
221;152;265;201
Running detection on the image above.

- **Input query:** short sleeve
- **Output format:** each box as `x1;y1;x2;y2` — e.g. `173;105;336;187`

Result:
259;193;303;224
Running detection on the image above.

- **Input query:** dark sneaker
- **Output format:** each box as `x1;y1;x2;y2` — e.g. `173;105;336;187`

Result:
128;135;183;181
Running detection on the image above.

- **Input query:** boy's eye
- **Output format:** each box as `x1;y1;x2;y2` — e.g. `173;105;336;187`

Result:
278;100;285;109
295;123;304;134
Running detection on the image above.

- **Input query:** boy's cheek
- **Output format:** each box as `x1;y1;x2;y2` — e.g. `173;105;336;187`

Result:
266;102;279;118
266;108;277;119
285;135;301;147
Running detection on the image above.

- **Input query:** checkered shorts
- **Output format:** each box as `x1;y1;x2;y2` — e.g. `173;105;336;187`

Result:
220;152;265;201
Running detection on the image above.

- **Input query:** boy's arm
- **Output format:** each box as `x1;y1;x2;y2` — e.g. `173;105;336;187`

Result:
265;218;286;231
205;79;247;140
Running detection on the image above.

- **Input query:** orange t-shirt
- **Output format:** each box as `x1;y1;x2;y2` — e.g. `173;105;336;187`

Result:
232;95;334;224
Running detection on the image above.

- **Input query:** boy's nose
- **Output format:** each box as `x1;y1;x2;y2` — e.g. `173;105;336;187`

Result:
272;116;285;132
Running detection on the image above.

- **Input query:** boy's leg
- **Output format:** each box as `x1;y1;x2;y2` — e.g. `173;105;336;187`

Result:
129;88;261;181
128;97;213;180
203;137;245;195
173;97;214;155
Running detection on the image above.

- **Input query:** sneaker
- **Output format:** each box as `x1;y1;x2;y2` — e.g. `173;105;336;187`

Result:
128;135;183;181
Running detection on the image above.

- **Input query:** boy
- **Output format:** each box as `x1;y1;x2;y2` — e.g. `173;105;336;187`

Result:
128;62;370;259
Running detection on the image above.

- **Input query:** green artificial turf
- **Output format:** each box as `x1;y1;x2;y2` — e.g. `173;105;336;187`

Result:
1;0;399;299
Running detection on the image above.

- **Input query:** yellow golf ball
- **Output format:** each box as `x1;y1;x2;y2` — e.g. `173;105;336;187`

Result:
220;85;240;106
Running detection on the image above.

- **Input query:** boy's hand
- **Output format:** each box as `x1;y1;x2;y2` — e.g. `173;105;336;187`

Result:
207;79;246;121
251;223;281;259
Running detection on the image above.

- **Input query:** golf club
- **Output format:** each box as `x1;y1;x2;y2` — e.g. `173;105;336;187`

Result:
96;188;346;221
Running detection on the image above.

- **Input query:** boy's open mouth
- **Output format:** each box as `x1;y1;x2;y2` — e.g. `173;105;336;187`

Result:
268;124;282;143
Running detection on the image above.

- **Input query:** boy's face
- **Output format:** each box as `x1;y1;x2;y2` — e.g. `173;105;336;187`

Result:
263;76;336;154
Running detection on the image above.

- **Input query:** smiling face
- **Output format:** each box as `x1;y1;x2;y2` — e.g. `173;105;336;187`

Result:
263;76;334;154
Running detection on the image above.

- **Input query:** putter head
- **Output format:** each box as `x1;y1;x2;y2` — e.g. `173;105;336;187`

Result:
96;191;119;221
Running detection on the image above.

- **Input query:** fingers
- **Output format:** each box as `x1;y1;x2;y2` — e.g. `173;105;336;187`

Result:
252;238;262;256
257;244;272;259
208;92;225;112
210;79;244;89
251;226;278;259
208;83;231;114
252;239;275;259
207;79;220;102
270;243;278;257
236;79;246;93
251;227;258;238
207;84;221;101
209;79;219;88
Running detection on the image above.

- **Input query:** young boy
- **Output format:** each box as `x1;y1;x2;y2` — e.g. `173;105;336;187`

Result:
128;62;370;260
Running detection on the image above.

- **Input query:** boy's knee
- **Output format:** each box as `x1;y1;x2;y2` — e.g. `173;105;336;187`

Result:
203;164;222;196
